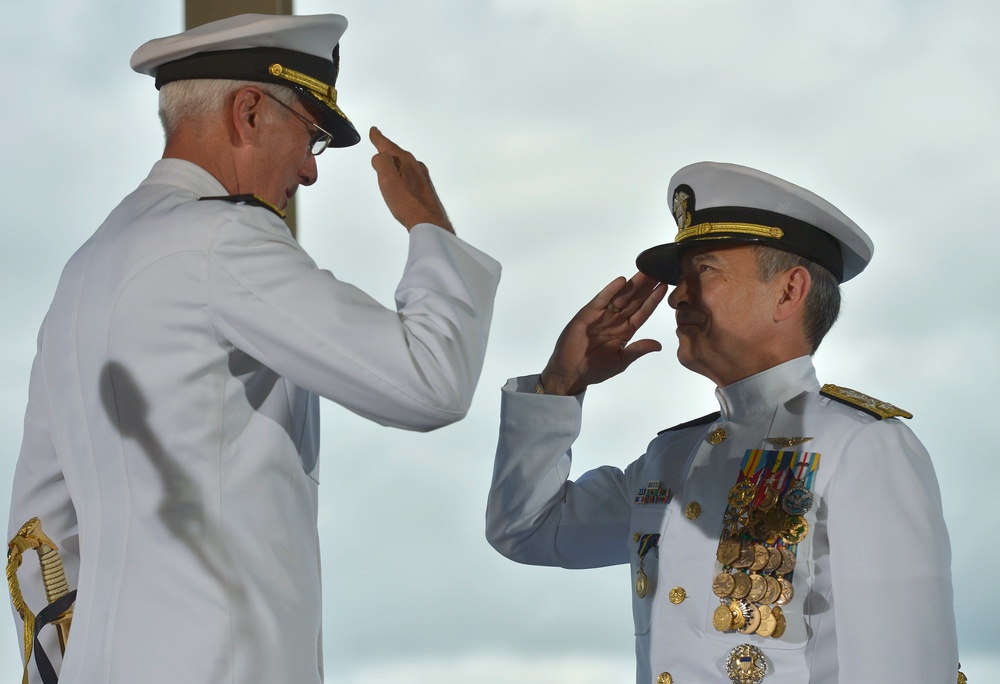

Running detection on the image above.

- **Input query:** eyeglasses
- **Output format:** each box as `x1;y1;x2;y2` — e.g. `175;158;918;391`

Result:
263;91;334;156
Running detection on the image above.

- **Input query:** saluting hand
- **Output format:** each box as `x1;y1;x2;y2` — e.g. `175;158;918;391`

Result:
369;126;455;234
539;273;668;396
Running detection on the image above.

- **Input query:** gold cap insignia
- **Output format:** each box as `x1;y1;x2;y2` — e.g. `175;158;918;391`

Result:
672;189;692;230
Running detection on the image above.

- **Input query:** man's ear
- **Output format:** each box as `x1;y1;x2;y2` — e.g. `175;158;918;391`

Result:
774;265;811;323
230;86;266;146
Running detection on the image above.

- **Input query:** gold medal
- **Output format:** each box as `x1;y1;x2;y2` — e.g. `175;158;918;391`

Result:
775;578;794;606
726;644;768;684
763;547;783;574
747;507;787;543
732;542;755;569
634;533;659;599
728;481;756;508
771;606;786;638
757;486;778;511
738;602;761;634
777;547;796;575
747;573;767;603
729;600;747;630
731;571;752;599
756;604;776;637
714;602;735;632
717;538;741;566
635;568;649;598
713;572;736;598
762;576;782;605
723;508;750;538
749;544;769;572
781;515;809;544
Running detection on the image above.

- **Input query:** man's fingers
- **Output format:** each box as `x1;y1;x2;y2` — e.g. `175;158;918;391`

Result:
628;283;669;327
588;276;629;312
370;127;423;178
369;126;403;155
621;338;663;368
370;151;398;176
594;272;667;321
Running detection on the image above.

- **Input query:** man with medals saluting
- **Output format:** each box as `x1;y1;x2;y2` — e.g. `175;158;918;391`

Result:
485;162;959;683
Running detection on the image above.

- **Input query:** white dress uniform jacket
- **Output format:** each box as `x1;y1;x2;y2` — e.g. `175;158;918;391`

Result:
9;158;501;684
487;357;957;683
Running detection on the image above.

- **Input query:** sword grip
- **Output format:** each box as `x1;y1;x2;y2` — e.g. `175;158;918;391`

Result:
7;517;74;656
36;541;72;652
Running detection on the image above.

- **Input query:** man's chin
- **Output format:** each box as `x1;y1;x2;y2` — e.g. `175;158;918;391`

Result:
674;341;705;375
280;187;299;210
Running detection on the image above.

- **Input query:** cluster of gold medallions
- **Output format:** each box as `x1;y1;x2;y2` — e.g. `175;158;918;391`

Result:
712;475;814;639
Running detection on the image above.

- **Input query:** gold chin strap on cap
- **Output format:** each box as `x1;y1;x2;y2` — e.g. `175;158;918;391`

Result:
269;63;352;122
7;517;74;684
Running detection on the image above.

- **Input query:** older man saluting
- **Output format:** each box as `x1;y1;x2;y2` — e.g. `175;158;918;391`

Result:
8;13;500;684
486;162;957;683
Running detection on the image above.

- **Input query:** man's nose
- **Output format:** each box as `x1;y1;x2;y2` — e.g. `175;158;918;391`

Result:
667;276;689;309
299;153;318;187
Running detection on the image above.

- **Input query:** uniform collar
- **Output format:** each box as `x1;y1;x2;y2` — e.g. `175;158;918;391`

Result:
714;356;819;421
143;158;229;197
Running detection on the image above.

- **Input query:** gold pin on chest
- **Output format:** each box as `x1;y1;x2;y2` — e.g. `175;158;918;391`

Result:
765;436;813;448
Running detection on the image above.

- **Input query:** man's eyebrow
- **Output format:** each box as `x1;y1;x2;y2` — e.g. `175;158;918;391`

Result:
688;251;722;265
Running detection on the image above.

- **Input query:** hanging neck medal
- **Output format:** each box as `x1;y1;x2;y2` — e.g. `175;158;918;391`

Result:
711;449;819;639
634;533;660;598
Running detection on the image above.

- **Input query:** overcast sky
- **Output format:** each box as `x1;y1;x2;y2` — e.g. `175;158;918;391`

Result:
2;1;998;682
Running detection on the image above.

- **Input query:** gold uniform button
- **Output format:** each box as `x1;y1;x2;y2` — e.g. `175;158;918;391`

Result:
668;587;686;604
657;673;673;684
684;501;701;520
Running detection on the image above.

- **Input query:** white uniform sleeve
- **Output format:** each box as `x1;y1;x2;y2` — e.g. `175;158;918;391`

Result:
485;376;631;568
208;217;501;432
825;418;958;682
7;328;80;681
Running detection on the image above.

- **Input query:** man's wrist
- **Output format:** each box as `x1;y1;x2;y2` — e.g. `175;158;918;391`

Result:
537;371;582;396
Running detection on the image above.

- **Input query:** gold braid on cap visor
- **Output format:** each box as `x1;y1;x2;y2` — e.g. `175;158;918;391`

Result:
675;222;785;242
269;63;352;122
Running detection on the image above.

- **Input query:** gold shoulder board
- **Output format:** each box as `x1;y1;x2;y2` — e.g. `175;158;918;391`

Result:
820;384;913;420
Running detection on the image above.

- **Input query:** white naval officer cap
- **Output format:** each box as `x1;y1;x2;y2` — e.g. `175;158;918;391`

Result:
130;13;360;148
635;162;874;284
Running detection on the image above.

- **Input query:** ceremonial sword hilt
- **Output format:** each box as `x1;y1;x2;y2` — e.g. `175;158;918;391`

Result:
7;516;74;681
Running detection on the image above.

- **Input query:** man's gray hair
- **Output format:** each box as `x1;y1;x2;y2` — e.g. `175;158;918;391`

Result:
753;246;841;354
158;79;298;139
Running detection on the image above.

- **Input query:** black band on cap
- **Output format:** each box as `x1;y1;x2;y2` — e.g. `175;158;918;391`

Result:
154;47;338;90
690;206;844;280
152;45;360;148
636;205;845;285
